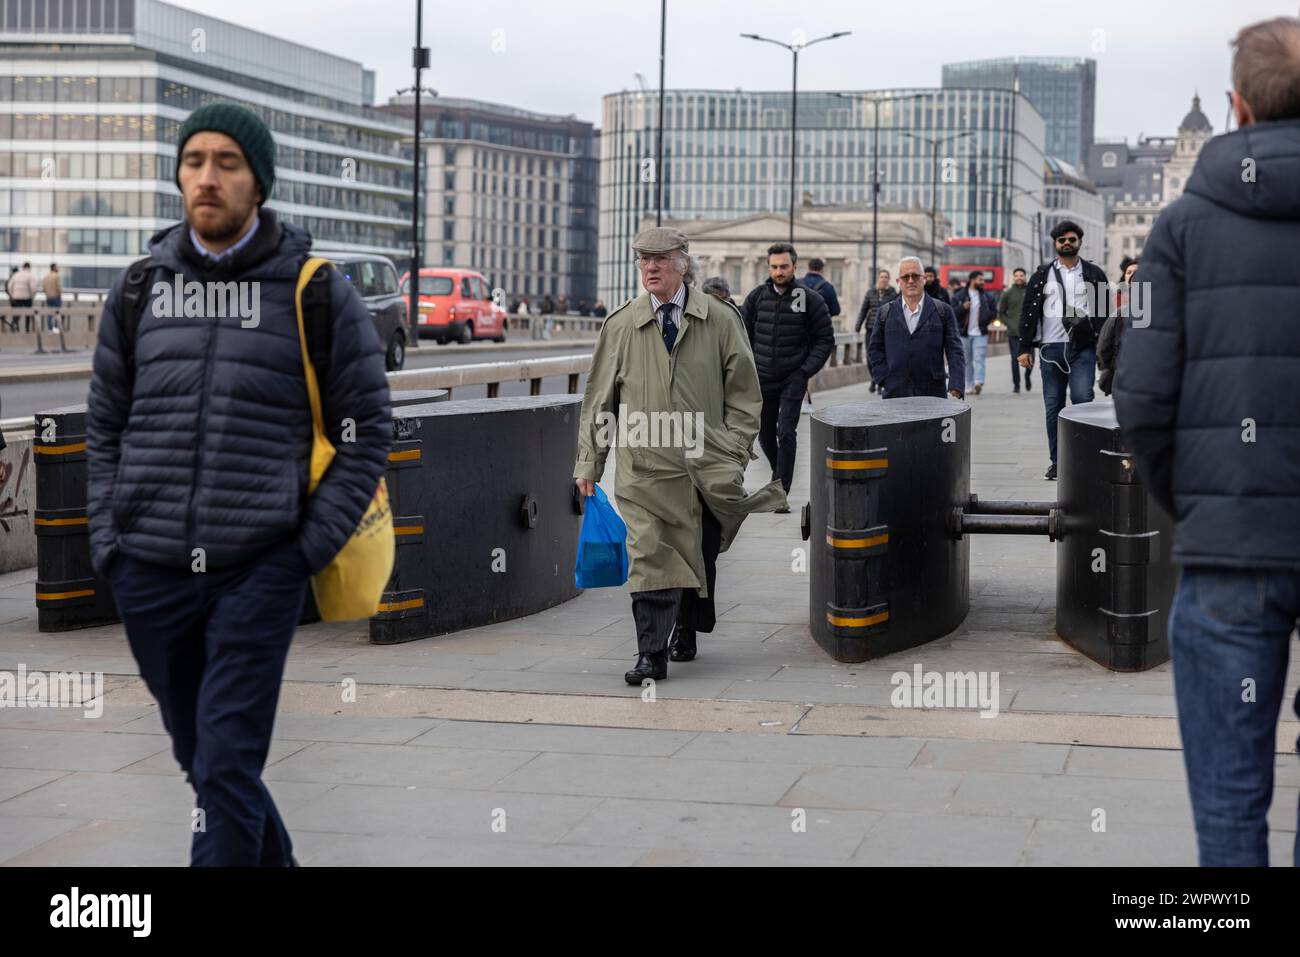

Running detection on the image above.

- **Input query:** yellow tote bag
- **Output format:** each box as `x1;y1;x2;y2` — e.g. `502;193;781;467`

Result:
294;257;395;621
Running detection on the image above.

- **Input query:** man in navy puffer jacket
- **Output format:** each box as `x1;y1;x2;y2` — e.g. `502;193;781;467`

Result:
1114;16;1300;867
87;103;391;867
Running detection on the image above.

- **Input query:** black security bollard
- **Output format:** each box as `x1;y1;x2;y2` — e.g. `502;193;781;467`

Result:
806;397;971;662
1055;401;1176;671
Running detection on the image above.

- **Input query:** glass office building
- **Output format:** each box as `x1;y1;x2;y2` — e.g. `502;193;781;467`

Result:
380;96;599;305
599;87;1046;306
943;57;1095;170
0;0;411;290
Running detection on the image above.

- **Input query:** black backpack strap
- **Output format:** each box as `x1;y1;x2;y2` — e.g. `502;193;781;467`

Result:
118;256;156;373
300;258;333;390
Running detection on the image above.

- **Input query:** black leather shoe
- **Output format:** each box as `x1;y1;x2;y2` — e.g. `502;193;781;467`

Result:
624;652;667;684
669;624;697;662
1045;463;1057;481
1025;379;1033;392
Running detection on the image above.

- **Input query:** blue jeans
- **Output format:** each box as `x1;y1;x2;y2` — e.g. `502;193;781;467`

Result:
1008;335;1031;390
1170;568;1299;866
1037;342;1095;463
961;334;987;388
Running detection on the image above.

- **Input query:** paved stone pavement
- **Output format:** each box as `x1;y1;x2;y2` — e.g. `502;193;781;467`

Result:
0;360;1296;866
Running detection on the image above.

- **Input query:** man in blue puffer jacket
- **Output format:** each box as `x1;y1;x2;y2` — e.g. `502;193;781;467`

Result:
1114;16;1300;867
87;102;391;867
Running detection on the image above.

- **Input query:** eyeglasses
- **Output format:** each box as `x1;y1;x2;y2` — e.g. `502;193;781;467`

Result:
635;253;677;267
898;273;923;282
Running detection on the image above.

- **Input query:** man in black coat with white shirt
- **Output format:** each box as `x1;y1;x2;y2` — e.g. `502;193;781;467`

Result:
1016;220;1111;479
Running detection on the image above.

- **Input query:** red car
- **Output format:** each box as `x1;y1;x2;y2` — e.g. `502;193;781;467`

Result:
399;268;508;344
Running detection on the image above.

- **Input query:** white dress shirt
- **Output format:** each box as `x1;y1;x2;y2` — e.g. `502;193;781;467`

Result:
967;289;982;336
902;295;925;335
1041;259;1085;344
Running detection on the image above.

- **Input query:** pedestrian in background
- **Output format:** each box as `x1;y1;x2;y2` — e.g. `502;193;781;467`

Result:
924;266;950;305
741;242;835;510
868;256;964;399
41;263;62;333
1097;257;1138;396
1017;220;1111;480
998;267;1030;393
952;270;996;395
800;258;841;320
1115;14;1300;867
855;269;898;393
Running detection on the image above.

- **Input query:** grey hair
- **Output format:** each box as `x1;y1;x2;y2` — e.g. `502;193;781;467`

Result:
681;254;697;287
898;256;924;276
701;276;731;298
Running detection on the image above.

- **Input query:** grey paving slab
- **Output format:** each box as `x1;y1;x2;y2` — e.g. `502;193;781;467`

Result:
293;830;643;867
459;668;736;699
0;767;69;803
120;738;310;776
1064;745;1188;781
632;848;846;866
780;766;965;812
281;662;480;686
677;730;924;768
1008;691;1178;717
909;739;1071;775
0;700;157;732
1022;818;1201;867
560;796;880;860
949;770;1197;827
494;752;808;805
850;810;1035;866
718;679;899;707
0;815;85;863
2;819;189;867
0;770;334;824
0;727;170;772
406;720;698;757
287;782;603;843
262;741;537;790
522;654;783;681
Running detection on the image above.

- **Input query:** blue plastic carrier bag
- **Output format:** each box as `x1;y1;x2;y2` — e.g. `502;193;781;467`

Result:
574;484;629;588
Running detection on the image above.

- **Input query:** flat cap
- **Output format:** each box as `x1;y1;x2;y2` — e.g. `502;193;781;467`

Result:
631;226;689;254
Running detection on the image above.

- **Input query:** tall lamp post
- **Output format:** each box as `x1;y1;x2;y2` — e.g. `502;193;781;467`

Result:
401;0;431;347
656;0;667;225
901;129;973;270
836;91;930;284
742;30;851;243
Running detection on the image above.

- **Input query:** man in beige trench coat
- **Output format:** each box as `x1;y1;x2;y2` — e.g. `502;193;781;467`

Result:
575;228;787;685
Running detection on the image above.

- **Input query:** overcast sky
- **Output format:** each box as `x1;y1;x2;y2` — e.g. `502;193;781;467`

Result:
173;0;1287;144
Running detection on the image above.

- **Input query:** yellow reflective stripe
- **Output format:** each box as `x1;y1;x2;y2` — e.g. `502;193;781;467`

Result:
826;610;889;628
388;449;421;462
35;517;88;526
826;457;887;470
376;597;423;612
393;525;424;536
34;442;86;455
826;533;888;549
36;589;95;601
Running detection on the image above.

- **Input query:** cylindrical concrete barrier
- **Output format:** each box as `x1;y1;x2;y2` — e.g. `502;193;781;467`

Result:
371;394;583;644
807;397;970;662
33;406;119;631
1056;400;1176;671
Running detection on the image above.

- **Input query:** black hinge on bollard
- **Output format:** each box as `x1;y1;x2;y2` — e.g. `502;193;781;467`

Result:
519;494;539;529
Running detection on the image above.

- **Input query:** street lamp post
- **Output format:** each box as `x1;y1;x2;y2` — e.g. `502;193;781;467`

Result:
402;0;431;347
901;129;973;270
656;0;666;225
836;92;930;286
742;31;851;244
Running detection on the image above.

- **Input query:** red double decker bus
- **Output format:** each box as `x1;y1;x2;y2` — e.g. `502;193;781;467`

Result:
940;237;1029;294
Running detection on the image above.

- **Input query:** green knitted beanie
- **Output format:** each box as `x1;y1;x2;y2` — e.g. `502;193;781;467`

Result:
176;102;276;203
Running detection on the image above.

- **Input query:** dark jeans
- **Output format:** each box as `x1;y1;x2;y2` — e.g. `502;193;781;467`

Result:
630;499;722;654
110;540;310;867
758;373;804;493
1170;567;1299;866
1038;342;1095;464
1008;335;1031;390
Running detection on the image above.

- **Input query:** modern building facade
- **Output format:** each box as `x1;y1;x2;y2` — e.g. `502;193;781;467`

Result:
1041;156;1104;264
379;95;599;307
943;56;1096;169
599;87;1046;307
0;0;411;290
1085;94;1212;278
